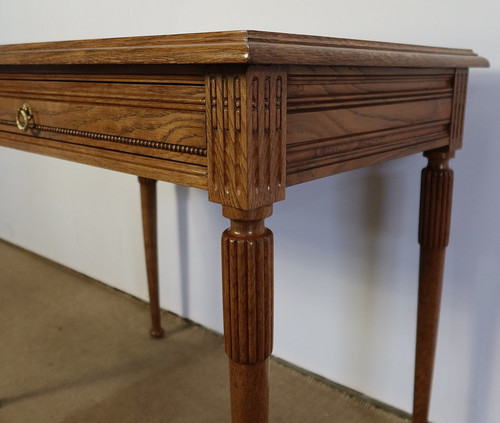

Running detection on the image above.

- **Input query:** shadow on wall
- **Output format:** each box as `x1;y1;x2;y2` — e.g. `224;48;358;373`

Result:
271;148;421;402
453;72;500;423
175;185;190;317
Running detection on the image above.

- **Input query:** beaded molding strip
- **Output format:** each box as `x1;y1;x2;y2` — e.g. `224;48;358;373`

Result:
0;119;207;157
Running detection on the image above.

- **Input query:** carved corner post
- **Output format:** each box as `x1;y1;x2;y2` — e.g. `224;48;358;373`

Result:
138;176;164;338
206;65;287;423
413;150;454;423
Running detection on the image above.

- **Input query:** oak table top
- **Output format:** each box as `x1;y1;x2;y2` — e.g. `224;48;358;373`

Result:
0;31;488;423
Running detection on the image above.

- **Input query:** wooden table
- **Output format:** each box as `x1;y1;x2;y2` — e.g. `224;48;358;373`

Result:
0;31;488;422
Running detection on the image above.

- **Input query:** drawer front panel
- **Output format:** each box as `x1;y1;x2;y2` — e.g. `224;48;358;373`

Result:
0;75;207;165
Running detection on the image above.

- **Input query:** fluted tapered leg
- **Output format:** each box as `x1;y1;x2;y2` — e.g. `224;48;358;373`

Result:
413;150;454;423
138;177;164;338
221;206;274;423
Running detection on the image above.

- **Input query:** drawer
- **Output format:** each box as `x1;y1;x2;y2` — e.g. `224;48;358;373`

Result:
0;73;207;166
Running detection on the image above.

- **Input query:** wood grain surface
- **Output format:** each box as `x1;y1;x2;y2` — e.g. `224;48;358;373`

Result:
206;66;287;210
0;31;489;68
286;66;457;185
0;69;208;188
0;129;208;188
0;74;206;163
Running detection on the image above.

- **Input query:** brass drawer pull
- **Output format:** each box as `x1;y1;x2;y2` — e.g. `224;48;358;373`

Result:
16;103;33;132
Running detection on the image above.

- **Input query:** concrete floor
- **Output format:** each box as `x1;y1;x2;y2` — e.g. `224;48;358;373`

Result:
0;240;410;423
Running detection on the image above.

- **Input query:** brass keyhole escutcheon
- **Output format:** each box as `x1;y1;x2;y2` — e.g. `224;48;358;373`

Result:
16;103;33;132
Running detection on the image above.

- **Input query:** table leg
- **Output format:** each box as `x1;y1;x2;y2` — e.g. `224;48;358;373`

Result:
221;206;274;423
413;150;454;423
138;176;164;338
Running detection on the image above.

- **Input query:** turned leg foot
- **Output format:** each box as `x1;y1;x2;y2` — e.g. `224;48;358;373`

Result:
138;177;164;339
413;150;454;423
222;206;274;423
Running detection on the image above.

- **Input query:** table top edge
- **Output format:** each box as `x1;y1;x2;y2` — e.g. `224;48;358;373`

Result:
0;30;489;68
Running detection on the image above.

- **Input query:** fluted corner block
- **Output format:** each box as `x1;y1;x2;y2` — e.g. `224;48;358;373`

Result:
450;68;469;151
221;206;274;365
418;150;455;249
206;66;287;210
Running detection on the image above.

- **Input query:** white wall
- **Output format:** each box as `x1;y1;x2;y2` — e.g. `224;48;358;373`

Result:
1;1;499;422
